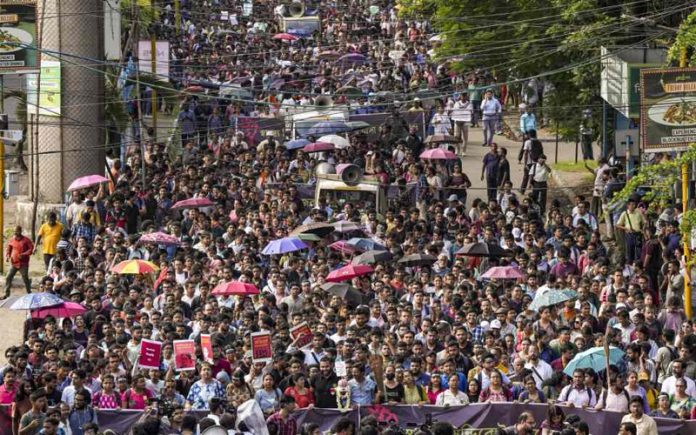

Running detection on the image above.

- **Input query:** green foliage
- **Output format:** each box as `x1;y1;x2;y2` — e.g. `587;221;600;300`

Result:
121;0;158;37
667;9;696;66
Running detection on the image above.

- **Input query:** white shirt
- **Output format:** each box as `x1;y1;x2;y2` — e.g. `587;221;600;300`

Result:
435;389;469;406
558;384;597;407
451;101;473;123
61;385;93;407
531;162;551;183
524;359;553;389
660;375;696;398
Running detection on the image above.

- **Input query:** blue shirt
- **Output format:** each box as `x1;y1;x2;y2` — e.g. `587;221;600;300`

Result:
520;113;537;133
254;388;283;413
186;379;225;410
348;377;376;405
441;372;468;392
480;98;501;118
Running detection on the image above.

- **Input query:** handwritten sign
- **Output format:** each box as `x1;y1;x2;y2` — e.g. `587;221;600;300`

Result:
138;339;162;370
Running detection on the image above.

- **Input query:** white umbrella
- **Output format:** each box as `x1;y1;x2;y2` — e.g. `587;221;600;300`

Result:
429;34;444;42
318;134;350;149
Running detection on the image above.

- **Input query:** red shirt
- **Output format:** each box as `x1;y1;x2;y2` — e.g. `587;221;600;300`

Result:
6;236;33;268
0;383;17;404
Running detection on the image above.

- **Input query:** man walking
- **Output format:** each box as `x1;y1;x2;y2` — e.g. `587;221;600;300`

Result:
451;92;472;155
34;212;63;271
3;226;34;299
480;89;501;146
530;154;551;216
481;143;500;202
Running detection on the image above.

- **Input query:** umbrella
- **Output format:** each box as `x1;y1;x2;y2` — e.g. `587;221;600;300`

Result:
455;242;513;258
303;142;335;153
333;220;363;233
31;302;87;319
304;121;370;137
319;50;341;60
219;84;253;99
9;293;64;310
425;134;460;144
261;237;308;255
480;266;524;280
429;34;444;42
211;281;260;296
171;197;215;209
111;259;160;274
563;346;625;377
321;282;370;307
352;250;393;265
183;85;205;93
419;149;459;160
398;253;437;267
290;222;335;238
335;86;364;99
528;289;578;311
318;135;350;149
139;232;181;247
67;174;108;192
273;33;298;41
284;139;310;150
326;264;374;283
296;233;322;242
329;240;358;254
347;237;386;252
337;53;368;65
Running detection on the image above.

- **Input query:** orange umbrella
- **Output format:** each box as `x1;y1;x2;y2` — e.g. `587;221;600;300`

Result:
110;259;160;275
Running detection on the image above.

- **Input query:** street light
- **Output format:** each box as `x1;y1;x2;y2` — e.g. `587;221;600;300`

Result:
580;109;593;160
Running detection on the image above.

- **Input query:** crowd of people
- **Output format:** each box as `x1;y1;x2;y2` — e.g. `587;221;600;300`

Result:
0;1;695;435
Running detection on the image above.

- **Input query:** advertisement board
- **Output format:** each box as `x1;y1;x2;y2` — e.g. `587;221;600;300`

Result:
640;67;696;152
0;0;37;72
137;40;170;81
26;60;61;117
281;16;321;37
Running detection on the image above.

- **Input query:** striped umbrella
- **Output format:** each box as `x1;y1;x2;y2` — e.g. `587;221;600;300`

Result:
111;259;160;275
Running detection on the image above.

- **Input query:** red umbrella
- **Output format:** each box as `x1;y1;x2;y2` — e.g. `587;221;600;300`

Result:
329;240;357;254
139;232;181;247
273;33;298;41
419;149;459;160
326;264;374;283
212;281;260;296
171;197;215;209
303;142;335;153
31;302;86;319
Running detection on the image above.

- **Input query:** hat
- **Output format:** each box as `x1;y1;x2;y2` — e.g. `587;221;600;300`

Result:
452;92;460;99
519;103;527;110
490;319;502;329
638;371;650;381
448;194;459;202
69;289;81;297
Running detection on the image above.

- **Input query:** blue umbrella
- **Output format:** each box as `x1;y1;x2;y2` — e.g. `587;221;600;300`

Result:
563;346;625;376
347;237;386;252
10;292;64;310
303;121;369;137
528;289;577;312
262;237;308;255
284;139;310;150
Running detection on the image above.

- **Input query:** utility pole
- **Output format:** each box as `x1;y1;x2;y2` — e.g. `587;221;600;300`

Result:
150;0;158;142
680;47;692;319
175;0;180;36
0;113;6;274
132;0;147;186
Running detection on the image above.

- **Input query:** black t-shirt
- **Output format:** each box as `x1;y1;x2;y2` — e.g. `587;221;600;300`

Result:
383;383;405;404
310;373;339;408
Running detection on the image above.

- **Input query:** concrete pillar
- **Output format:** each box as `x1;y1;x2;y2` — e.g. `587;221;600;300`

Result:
33;0;105;203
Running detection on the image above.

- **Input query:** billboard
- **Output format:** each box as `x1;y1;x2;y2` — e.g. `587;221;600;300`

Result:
0;0;37;72
26;60;61;117
640;67;696;152
281;16;321;37
137;40;170;81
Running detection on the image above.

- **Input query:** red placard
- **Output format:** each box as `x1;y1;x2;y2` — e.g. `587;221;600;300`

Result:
138;339;162;370
173;339;197;371
201;334;214;363
250;331;273;363
289;322;313;349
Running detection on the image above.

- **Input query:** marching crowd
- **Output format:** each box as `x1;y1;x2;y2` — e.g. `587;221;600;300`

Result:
0;1;695;435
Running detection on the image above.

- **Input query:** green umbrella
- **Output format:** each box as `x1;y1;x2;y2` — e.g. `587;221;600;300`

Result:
528;289;577;311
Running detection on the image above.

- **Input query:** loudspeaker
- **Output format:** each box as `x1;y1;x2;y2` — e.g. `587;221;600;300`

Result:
288;1;305;17
337;164;363;186
315;95;333;108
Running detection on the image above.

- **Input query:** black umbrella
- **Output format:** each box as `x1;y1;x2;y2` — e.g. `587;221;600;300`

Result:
320;282;371;307
398;253;437;267
289;222;335;238
455;242;513;258
352;250;393;265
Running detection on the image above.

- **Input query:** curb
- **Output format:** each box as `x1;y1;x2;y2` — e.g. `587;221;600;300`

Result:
550;170;580;203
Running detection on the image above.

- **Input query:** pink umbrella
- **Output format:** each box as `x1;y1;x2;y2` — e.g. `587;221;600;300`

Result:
31;302;86;319
303;142;335;153
273;33;298;41
479;266;524;280
326;264;374;283
139;232;181;246
329;240;357;254
212;281;260;296
419;149;459;160
67;174;108;192
171;197;215;209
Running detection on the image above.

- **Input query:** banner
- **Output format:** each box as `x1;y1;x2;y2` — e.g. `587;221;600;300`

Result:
137;40;170;81
250;331;272;363
0;0;37;73
200;334;213;363
289;322;313;349
235;116;285;146
640;67;696;152
138;339;162;370
282;16;321;37
173;339;196;371
350;111;426;142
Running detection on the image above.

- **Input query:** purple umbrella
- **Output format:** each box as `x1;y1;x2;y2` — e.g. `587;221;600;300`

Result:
139;232;181;247
337;53;368;66
262;237;308;255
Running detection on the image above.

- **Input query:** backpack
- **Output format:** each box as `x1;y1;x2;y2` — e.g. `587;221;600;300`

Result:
561;385;593;403
601;388;630;406
529;139;544;162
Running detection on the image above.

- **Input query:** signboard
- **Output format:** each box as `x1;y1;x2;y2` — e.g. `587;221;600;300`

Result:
200;334;213;363
640;67;696;152
173;339;196;371
289;322;313;349
26;61;61;117
138;339;162;370
137;40;170;81
0;0;37;72
0;129;22;143
281;16;321;37
104;0;121;60
250;331;272;363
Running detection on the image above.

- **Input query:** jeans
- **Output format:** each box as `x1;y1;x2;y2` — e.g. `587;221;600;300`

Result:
4;266;31;297
625;232;643;264
532;180;548;215
486;176;498;202
482;118;496;145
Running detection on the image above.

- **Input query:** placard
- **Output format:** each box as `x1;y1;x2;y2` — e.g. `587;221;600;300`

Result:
173;339;196;371
289;322;313;349
250;331;272;363
335;360;347;377
137;40;170;81
138;339;162;370
201;334;213;363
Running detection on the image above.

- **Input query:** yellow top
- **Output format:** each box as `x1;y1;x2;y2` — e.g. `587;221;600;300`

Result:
38;222;63;255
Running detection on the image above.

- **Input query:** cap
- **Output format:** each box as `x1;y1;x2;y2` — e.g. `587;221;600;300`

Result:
519;103;527;110
495;307;507;315
490;319;502;329
448;194;459;202
638;371;650;381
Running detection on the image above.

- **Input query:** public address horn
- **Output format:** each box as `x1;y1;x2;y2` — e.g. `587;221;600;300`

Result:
288;1;305;17
336;164;363;186
314;95;333;108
